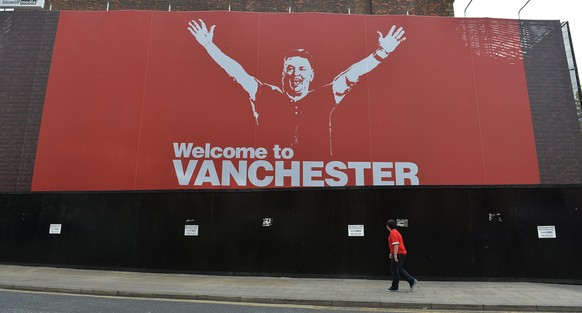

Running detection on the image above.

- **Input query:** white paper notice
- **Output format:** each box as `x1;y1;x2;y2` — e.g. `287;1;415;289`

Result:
396;219;409;227
184;225;199;236
537;226;557;238
49;224;62;235
348;225;364;237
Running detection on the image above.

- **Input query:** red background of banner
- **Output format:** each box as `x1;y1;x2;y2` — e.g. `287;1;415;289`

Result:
32;11;540;191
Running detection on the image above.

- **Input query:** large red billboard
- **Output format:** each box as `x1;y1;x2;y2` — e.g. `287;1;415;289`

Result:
31;11;540;191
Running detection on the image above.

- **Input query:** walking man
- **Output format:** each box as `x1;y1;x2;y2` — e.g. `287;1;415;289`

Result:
386;219;417;291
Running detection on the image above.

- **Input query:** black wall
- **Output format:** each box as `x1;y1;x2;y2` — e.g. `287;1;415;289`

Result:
1;186;581;281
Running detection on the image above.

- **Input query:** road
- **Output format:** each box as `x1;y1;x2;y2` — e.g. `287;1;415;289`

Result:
0;289;528;313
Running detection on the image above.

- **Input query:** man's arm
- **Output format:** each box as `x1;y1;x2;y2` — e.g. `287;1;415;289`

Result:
332;25;406;104
188;19;259;100
393;243;399;262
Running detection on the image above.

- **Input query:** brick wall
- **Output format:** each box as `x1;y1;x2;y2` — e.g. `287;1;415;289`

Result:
521;20;582;184
0;11;59;191
45;0;454;16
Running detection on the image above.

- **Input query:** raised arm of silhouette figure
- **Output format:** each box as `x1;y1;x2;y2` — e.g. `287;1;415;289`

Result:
188;19;259;100
332;25;406;104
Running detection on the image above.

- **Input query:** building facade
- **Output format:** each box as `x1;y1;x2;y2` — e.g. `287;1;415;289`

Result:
46;0;454;16
1;1;582;281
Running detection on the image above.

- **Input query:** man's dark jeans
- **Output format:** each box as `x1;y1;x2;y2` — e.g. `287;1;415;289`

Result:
390;253;414;289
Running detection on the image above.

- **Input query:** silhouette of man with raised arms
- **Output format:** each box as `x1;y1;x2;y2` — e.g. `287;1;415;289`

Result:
188;19;406;157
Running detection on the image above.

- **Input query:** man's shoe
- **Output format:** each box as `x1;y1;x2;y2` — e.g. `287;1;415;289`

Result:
409;278;418;290
386;287;398;292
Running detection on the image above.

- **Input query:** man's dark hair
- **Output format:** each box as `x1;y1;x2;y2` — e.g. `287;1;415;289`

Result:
284;48;314;64
386;219;397;229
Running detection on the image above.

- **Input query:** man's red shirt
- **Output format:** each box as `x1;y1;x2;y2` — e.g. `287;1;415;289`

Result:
388;229;408;255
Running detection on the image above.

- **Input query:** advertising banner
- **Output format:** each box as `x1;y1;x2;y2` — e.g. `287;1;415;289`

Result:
30;11;541;191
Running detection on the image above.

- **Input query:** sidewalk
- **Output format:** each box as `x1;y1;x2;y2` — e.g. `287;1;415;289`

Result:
0;265;581;312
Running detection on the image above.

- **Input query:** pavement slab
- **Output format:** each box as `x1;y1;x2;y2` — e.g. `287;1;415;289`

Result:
0;265;581;311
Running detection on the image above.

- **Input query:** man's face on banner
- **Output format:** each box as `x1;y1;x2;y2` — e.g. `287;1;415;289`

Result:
282;56;314;97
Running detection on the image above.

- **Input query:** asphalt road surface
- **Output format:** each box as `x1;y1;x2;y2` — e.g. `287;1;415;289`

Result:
0;289;525;313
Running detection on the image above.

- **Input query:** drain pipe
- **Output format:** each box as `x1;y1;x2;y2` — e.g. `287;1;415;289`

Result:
463;0;475;17
518;0;532;20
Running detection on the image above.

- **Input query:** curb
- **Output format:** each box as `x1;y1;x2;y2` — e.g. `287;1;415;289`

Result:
1;284;582;312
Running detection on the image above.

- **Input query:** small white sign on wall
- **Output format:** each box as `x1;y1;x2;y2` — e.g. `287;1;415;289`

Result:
0;0;46;9
184;225;199;236
537;226;556;239
396;219;409;227
49;224;62;235
348;225;364;237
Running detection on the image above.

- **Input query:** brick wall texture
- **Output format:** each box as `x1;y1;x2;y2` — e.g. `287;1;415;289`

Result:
520;20;582;184
44;0;454;16
0;11;59;191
